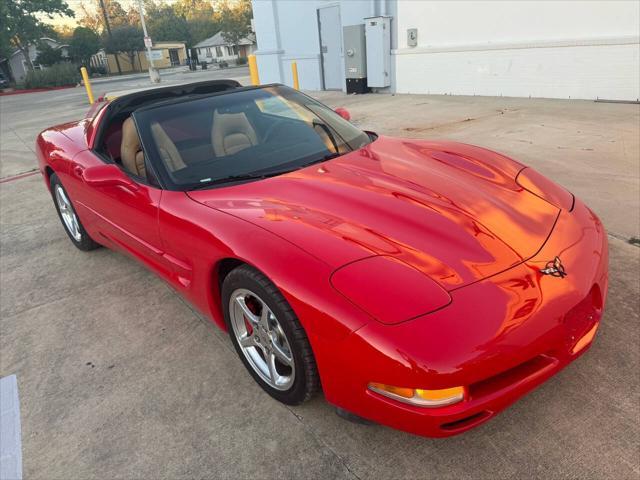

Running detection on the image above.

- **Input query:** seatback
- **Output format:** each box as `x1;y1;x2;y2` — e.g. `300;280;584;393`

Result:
120;117;146;177
211;110;258;156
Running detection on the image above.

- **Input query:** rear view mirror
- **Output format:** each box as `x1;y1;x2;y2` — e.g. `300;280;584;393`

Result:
334;107;351;121
82;164;139;191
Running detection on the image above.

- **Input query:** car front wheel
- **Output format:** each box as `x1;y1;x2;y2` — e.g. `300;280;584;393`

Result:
50;173;99;251
222;265;319;405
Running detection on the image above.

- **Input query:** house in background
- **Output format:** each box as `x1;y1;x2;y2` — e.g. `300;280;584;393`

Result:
104;42;188;74
194;32;256;64
3;37;69;83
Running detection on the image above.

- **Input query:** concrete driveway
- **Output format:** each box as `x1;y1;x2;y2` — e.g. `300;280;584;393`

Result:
1;70;638;479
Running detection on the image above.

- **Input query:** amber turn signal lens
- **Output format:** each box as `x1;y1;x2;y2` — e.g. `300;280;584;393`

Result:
368;382;465;407
571;322;599;354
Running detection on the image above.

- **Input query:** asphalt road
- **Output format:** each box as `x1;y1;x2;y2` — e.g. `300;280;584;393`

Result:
1;68;639;479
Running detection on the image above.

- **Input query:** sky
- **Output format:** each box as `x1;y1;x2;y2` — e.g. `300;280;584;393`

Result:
45;0;180;29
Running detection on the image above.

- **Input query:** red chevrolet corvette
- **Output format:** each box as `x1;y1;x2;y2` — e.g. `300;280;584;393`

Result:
36;80;608;437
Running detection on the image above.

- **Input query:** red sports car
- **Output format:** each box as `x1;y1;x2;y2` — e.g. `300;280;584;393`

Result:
36;80;608;437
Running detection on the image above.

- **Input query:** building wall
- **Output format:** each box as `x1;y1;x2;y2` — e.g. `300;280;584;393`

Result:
394;0;640;100
252;0;377;91
106;44;187;74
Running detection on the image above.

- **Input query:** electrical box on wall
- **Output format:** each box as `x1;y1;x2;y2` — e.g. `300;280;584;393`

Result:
364;16;391;88
343;24;368;94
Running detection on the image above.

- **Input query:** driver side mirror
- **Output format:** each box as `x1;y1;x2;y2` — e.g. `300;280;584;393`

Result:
81;163;139;191
334;107;351;121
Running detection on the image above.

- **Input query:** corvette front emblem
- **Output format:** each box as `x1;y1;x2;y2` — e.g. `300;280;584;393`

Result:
540;256;567;278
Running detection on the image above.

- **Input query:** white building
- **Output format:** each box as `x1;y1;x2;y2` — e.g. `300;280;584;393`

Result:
194;32;256;64
251;0;640;101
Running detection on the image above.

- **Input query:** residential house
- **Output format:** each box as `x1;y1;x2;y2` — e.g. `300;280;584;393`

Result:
4;37;69;83
193;32;256;64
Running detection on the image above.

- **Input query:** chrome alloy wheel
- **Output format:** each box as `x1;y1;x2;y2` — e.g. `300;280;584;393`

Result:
54;184;81;242
229;288;295;391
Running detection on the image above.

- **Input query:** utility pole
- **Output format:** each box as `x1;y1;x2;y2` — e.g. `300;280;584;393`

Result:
137;0;160;83
98;0;121;75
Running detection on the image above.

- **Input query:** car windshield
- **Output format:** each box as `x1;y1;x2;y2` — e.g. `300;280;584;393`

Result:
133;85;372;190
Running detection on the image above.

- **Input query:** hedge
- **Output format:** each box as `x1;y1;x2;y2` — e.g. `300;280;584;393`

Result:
23;62;81;89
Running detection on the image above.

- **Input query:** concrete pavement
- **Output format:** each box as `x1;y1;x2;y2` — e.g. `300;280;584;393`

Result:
0;70;638;479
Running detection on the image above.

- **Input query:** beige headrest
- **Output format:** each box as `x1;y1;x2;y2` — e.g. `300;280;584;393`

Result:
150;122;186;172
212;110;258;156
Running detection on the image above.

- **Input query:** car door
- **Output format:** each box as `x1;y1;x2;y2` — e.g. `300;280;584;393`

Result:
64;150;171;278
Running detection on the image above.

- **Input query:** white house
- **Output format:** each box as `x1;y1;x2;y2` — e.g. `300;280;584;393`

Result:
194;32;256;64
251;0;640;101
6;37;69;83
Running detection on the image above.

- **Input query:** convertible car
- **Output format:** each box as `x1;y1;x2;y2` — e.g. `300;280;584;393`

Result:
36;80;608;437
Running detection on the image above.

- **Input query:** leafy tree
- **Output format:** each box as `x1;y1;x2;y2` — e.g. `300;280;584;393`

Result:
79;0;135;32
173;0;215;21
69;27;101;67
34;41;64;66
103;25;144;70
2;0;74;73
146;4;190;44
218;0;252;48
186;18;219;46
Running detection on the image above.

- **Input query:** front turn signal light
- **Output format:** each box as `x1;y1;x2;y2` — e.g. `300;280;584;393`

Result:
368;382;465;407
571;322;599;354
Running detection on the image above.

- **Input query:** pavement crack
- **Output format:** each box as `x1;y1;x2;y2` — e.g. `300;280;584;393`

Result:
607;232;640;247
283;404;363;480
9;126;35;154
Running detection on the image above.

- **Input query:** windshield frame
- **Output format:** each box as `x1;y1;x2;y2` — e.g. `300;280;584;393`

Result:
132;84;374;191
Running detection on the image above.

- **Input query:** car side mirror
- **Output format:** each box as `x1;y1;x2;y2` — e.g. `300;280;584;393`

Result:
82;163;139;191
334;107;351;121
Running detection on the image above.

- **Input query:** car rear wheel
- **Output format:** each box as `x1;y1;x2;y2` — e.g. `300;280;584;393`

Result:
222;264;319;405
50;173;99;251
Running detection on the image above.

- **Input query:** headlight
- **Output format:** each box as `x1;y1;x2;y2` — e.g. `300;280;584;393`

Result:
368;382;465;407
516;167;575;211
330;255;451;325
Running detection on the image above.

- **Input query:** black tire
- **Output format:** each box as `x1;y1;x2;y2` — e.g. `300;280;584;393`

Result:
50;173;100;251
222;264;320;405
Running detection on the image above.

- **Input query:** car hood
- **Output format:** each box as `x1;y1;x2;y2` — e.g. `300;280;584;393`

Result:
187;137;559;290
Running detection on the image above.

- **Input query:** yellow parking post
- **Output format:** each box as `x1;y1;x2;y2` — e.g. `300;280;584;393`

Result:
80;67;94;104
291;61;299;90
248;55;260;86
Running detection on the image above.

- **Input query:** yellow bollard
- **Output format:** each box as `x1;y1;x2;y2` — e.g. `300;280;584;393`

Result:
80;67;94;104
291;61;299;90
248;55;260;86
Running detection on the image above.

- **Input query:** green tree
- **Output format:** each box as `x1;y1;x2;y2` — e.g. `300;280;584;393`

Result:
2;0;74;74
173;0;215;21
69;27;101;67
146;4;190;44
79;0;134;32
34;41;64;66
217;0;252;48
103;25;144;70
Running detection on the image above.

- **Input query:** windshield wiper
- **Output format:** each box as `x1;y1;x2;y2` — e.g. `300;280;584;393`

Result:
312;119;340;153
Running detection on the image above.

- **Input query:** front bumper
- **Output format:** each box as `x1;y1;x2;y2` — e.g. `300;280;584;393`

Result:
322;198;608;437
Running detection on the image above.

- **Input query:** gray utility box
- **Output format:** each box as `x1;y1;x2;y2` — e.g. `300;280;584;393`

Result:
343;24;368;94
364;16;391;88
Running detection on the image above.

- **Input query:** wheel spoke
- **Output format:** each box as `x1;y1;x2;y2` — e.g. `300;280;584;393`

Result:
238;333;256;348
271;341;293;367
235;296;260;325
260;306;272;331
266;351;278;382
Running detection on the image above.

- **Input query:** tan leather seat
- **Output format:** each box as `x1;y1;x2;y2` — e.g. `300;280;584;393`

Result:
212;110;258;156
150;121;186;172
120;117;146;177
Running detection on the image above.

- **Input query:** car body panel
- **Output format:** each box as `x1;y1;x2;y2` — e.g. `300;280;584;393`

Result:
35;83;608;438
188;136;559;290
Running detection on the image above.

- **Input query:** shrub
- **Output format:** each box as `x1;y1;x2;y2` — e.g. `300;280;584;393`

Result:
23;63;81;89
235;56;247;66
